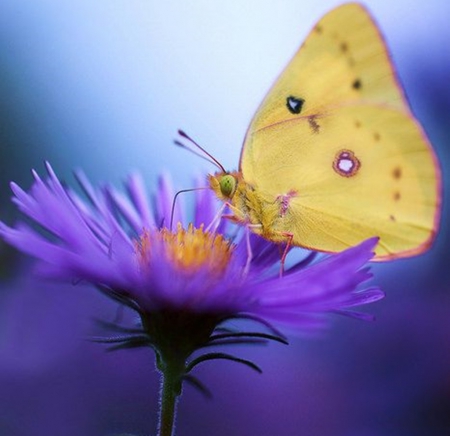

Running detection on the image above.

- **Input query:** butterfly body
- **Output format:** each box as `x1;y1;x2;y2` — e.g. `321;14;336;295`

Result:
209;171;290;243
208;2;441;260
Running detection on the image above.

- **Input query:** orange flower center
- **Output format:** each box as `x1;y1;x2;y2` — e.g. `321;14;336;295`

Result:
135;223;233;276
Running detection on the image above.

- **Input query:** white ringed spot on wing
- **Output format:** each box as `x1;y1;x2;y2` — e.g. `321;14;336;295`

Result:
333;149;360;177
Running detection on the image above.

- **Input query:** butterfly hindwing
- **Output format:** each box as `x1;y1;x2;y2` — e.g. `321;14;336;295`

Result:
242;103;439;258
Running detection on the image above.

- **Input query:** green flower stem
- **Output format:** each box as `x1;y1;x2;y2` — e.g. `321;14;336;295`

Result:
157;358;185;436
143;311;222;436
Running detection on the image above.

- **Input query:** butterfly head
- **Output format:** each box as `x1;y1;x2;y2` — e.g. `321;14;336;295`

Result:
208;171;240;200
219;174;237;197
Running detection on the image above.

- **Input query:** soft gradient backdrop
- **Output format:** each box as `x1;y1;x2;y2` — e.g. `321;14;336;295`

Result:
0;1;449;435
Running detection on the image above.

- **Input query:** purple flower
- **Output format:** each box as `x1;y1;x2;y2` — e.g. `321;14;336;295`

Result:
0;163;385;435
0;163;384;336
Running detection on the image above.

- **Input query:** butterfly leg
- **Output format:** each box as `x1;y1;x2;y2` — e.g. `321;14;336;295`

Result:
205;203;228;232
279;232;294;277
243;223;262;276
207;202;247;231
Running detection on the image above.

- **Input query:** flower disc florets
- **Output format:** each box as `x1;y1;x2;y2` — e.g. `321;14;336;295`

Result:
136;224;233;279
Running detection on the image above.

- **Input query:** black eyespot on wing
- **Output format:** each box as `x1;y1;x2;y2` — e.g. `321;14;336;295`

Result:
286;96;305;114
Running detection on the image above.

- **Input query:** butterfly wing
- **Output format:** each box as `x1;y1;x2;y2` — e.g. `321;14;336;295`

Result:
242;2;409;144
240;3;440;258
242;104;439;258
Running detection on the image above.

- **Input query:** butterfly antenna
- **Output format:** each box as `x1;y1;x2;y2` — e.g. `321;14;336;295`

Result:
170;187;208;231
175;129;226;172
174;140;219;168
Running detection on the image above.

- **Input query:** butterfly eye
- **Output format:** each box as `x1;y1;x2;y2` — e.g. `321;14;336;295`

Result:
219;175;237;198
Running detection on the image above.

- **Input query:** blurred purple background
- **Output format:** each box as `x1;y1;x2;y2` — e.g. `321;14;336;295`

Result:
0;1;449;435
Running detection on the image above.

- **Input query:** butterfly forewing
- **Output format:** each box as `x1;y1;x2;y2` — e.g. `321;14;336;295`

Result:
241;2;409;154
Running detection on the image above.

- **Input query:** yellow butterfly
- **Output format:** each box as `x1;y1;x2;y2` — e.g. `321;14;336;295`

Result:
208;2;441;260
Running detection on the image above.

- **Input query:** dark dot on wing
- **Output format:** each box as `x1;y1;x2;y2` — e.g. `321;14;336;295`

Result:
286;96;305;114
389;214;396;222
354;120;361;128
393;191;401;201
352;78;362;90
392;167;402;180
308;115;320;133
374;132;380;141
315;25;322;34
340;42;348;52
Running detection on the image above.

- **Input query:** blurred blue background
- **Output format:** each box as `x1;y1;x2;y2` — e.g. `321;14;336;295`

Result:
0;1;449;435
